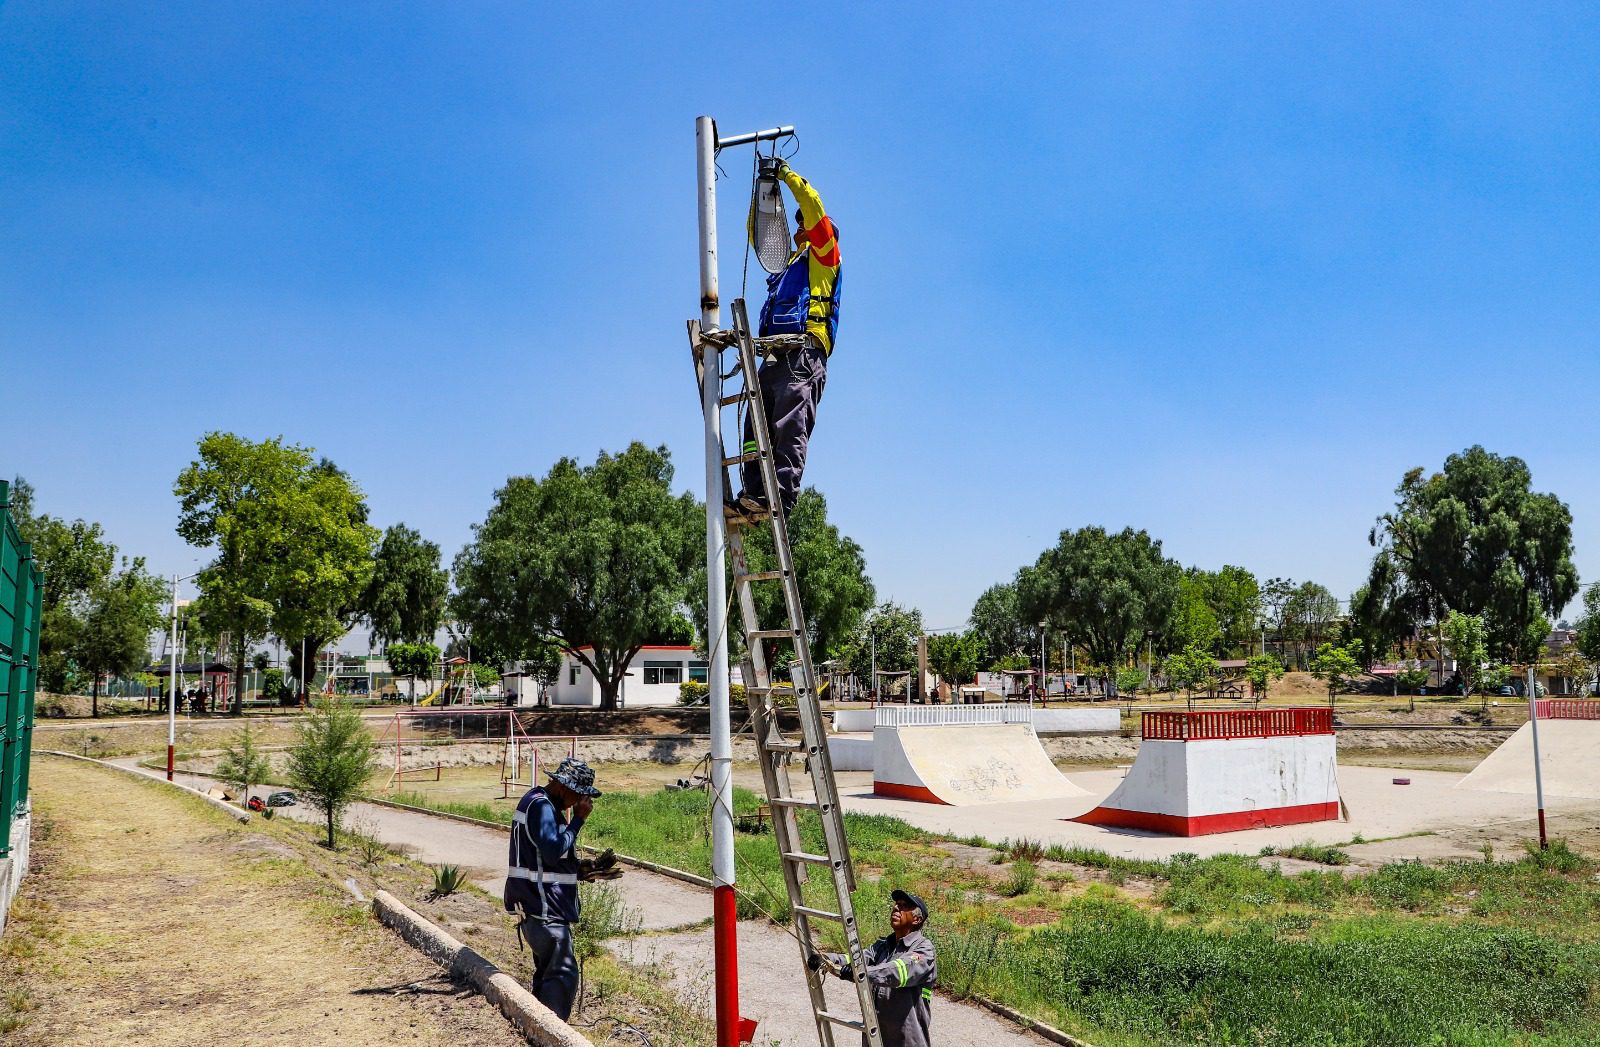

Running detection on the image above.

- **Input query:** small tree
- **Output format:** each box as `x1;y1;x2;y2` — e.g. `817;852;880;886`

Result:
285;696;374;848
1441;610;1489;703
1479;662;1512;709
1551;648;1593;697
1394;661;1432;713
1244;654;1285;705
1164;644;1218;711
1309;639;1364;708
927;631;982;702
1115;666;1147;696
215;721;273;807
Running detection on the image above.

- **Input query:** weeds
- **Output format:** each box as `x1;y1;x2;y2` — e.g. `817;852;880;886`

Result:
1001;861;1037;897
1259;842;1352;866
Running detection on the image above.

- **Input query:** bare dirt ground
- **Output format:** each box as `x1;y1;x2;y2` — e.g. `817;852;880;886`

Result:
3;756;527;1047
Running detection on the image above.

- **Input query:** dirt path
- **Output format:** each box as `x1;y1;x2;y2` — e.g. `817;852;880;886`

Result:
5;755;527;1047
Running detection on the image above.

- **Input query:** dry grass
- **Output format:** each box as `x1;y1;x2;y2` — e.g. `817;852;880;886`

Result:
3;756;527;1046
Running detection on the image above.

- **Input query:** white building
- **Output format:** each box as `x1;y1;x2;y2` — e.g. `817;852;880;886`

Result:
547;645;707;708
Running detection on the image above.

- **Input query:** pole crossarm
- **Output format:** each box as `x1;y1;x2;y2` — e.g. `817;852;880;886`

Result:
715;125;795;149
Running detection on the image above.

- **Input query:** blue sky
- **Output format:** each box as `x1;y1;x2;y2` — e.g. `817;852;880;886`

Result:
5;3;1600;634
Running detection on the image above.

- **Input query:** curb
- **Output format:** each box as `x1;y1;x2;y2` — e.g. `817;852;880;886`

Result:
972;995;1098;1047
362;796;715;889
36;751;250;823
371;889;594;1047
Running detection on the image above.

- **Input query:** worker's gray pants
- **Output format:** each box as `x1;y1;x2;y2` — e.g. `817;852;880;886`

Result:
518;916;580;1020
741;337;828;516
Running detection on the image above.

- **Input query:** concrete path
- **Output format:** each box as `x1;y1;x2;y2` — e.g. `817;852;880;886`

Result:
109;758;1053;1045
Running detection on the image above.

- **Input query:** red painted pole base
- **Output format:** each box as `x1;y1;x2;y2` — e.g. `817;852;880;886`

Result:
1538;808;1548;849
714;884;742;1046
166;744;175;782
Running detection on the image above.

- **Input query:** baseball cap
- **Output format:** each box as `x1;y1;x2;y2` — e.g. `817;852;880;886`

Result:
890;889;927;923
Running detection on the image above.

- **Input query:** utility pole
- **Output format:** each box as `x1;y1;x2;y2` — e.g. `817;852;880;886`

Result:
696;113;739;1047
166;575;179;781
1527;664;1548;849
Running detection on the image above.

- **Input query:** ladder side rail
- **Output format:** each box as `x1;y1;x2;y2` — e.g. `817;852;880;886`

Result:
745;694;838;1047
730;301;882;1047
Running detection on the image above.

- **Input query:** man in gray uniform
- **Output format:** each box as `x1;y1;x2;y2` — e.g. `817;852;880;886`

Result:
810;889;936;1046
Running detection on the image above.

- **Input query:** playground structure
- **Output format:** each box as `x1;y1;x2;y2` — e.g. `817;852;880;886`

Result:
376;708;575;797
1075;708;1342;836
871;705;1092;805
418;658;482;706
1457;699;1600;799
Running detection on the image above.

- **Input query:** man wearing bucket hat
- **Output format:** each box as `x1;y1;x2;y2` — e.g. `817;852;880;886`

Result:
809;888;937;1046
504;756;602;1020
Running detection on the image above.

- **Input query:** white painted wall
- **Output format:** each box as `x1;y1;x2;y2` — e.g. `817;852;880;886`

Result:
1102;735;1340;817
547;647;707;708
826;735;874;772
834;706;1117;735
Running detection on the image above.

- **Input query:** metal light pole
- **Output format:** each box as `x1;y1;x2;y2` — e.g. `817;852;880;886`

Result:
166;574;180;780
1038;621;1048;705
1527;664;1548;849
696;113;738;1047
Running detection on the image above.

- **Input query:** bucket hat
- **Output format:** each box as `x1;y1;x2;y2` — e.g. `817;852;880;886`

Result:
547;756;601;798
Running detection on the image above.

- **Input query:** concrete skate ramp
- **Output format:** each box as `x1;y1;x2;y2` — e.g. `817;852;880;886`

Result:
1456;719;1600;799
873;723;1091;805
1073;710;1342;836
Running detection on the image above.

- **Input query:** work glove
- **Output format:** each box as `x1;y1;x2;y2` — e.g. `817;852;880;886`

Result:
759;155;788;181
806;952;825;972
578;848;624;882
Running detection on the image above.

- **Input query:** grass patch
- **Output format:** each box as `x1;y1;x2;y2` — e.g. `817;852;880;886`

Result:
1260;841;1352;865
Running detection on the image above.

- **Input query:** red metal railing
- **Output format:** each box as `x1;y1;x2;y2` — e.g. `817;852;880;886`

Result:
1141;707;1334;741
1535;700;1600;720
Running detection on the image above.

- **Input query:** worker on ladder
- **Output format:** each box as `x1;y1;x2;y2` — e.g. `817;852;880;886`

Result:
731;158;841;520
810;889;938;1046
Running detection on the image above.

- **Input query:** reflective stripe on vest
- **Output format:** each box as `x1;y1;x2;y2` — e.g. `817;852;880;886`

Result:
508;866;579;885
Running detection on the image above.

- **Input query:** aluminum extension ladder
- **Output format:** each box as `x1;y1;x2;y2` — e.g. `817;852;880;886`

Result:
688;298;883;1047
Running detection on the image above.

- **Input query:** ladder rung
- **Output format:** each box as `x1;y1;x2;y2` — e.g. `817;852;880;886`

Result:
768;796;817;809
783;850;835;867
761;738;808;754
718;392;747;407
748;628;798;641
724;452;761;467
736;570;786;583
794;904;845;922
818;1012;867;1031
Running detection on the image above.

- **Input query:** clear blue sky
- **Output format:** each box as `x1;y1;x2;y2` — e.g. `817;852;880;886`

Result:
6;3;1600;634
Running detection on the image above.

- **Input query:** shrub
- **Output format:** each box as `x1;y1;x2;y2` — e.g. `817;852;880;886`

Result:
430;864;466;897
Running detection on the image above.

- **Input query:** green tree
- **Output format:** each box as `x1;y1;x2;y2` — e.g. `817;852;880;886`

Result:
13;483;118;693
470;663;499;689
1015;526;1182;696
75;558;165;717
361;523;448;647
1550;648;1593;698
1309;639;1365;707
1440;610;1489;701
285;696;375;848
215;721;273;807
1393;661;1433;712
1244;653;1285;703
1163;644;1219;710
1204;565;1262;653
385;641;440;700
969;582;1030;667
451;444;700;710
176;436;377;712
837;602;925;692
926;630;982;696
1282;581;1340;670
1360;447;1578;661
1575;584;1600;666
267;459;380;701
1172;573;1223;654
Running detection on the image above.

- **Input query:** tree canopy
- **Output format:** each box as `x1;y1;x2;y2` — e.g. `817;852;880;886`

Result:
926;630;982;692
76;558;166;716
969;582;1031;667
361;523;448;647
1016;526;1182;681
1358;446;1577;659
836;601;925;682
175;435;377;710
451;443;700;710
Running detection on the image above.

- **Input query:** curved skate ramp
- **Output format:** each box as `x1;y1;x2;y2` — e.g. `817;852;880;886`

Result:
873;723;1091;805
1456;718;1600;799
